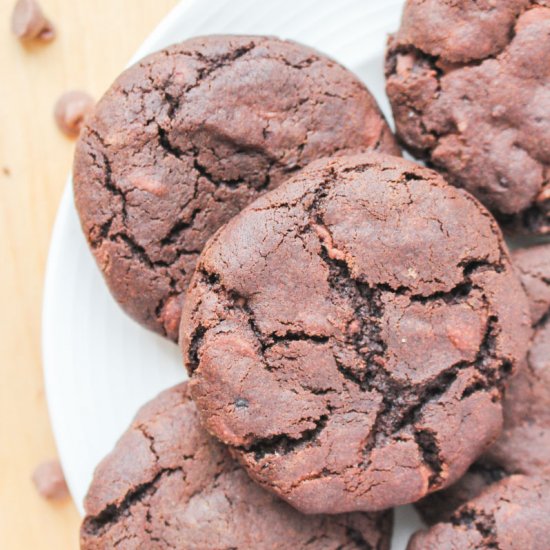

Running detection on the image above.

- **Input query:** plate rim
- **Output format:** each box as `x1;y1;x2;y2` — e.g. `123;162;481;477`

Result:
41;7;423;546
41;0;201;510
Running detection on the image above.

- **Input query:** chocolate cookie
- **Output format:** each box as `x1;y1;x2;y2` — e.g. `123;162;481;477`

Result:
181;153;531;514
515;243;550;325
385;1;550;233
408;475;550;550
416;243;550;525
74;35;399;341
81;383;393;550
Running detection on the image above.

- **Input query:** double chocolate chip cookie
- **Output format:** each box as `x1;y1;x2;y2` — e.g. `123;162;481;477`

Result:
416;243;550;525
181;153;531;514
81;383;393;550
386;0;550;233
409;475;550;550
74;35;399;341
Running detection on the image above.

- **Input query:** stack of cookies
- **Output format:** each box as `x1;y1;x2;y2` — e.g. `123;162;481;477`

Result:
73;1;550;548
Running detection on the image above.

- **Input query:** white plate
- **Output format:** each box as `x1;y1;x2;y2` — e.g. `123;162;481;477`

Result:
42;0;424;546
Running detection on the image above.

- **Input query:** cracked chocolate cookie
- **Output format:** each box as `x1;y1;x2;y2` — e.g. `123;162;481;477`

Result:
74;35;400;341
385;1;550;233
408;475;550;550
416;243;550;525
80;383;393;550
181;152;531;514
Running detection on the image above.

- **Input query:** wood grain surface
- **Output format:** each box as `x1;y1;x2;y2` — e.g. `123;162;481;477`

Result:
0;0;178;547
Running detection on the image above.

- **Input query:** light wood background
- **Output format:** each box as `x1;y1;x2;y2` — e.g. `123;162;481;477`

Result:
0;0;178;547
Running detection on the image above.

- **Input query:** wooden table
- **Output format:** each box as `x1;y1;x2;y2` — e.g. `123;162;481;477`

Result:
0;0;178;547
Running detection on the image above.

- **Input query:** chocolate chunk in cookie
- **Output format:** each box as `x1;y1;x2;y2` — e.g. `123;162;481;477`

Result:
409;475;550;550
386;1;550;233
74;35;399;341
416;243;550;525
181;153;531;514
81;383;393;550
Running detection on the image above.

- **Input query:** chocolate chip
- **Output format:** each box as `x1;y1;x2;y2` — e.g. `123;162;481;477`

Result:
54;91;94;139
11;0;55;42
32;459;69;501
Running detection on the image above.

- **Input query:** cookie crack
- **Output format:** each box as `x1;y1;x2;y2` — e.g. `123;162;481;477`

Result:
534;304;550;331
158;207;202;247
451;507;501;549
399;315;508;487
414;428;444;486
110;228;194;336
342;526;374;550
186;268;270;372
468;460;509;484
151;41;259;113
244;414;330;461
186;269;336;401
187;274;337;455
393;314;502;434
271;52;318;71
85;129;198;311
85;132;127;249
267;331;329;344
188;324;207;373
317;248;388;390
82;467;183;538
86;43;262;258
136;424;160;463
304;179;509;488
193;42;257;86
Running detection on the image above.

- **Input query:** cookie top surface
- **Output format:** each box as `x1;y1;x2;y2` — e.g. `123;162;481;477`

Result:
386;1;550;233
81;382;393;550
74;34;399;341
416;244;550;525
181;152;531;514
408;475;550;550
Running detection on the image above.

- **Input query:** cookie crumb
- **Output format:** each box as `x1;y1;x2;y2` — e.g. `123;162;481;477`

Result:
2;167;11;176
32;459;69;501
11;0;55;42
54;91;94;139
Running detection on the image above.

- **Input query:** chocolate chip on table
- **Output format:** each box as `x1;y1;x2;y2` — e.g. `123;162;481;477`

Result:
54;91;94;139
11;0;55;42
32;459;69;501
